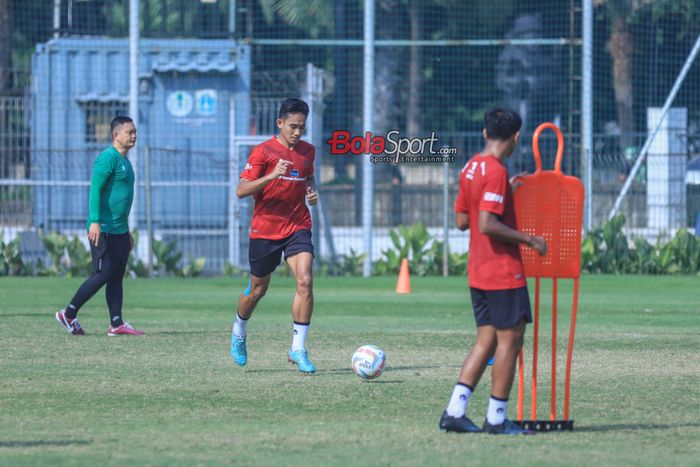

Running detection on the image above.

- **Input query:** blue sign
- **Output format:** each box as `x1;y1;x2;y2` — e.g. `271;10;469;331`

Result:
195;89;218;116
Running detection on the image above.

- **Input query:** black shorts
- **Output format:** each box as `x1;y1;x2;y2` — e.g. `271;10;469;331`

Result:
248;229;314;277
470;286;532;329
90;232;130;277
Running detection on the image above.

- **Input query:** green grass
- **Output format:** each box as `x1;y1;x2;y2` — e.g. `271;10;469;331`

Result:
1;275;699;466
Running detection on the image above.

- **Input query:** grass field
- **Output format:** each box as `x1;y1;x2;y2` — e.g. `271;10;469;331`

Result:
1;275;699;466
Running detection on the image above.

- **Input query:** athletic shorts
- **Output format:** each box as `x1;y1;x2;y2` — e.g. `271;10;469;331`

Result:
90;232;130;277
248;229;314;277
470;286;532;329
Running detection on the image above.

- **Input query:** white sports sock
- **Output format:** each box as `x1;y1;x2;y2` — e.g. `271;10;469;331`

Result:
445;383;473;417
233;312;248;339
291;322;309;351
486;396;508;425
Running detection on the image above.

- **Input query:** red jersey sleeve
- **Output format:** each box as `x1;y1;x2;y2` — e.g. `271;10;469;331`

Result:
307;146;316;178
454;166;469;213
240;146;267;181
478;166;507;216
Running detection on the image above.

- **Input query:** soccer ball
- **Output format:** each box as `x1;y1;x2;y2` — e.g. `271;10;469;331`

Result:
351;344;386;380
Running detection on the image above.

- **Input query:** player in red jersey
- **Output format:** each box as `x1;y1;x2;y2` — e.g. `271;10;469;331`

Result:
439;108;547;434
230;98;319;374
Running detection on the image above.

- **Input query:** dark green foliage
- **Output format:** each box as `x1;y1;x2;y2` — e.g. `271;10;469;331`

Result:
0;234;30;276
126;230;149;278
1;230;207;278
39;231;92;277
582;214;634;273
372;222;467;277
332;248;368;277
140;235;206;278
431;239;470;276
65;235;93;277
151;237;183;276
176;255;207;278
374;222;432;276
663;228;700;275
582;214;700;275
222;261;244;277
3;218;698;277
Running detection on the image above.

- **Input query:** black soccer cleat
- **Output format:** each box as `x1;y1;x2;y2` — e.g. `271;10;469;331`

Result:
439;411;481;433
482;418;535;435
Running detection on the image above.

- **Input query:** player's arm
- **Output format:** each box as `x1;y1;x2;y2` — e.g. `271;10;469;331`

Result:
236;159;291;198
478;210;547;255
87;154;114;245
455;212;469;231
305;175;318;206
453;170;469;230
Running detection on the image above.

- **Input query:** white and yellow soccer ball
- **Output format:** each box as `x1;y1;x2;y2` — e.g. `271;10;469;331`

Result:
351;344;386;380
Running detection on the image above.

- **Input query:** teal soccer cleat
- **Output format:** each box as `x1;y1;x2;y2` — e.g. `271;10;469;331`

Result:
439;411;481;433
230;333;247;366
482;419;535;435
287;349;316;374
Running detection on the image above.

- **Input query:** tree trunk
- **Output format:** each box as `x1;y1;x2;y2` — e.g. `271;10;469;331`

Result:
374;0;402;226
373;1;400;134
0;0;12;93
0;0;10;180
332;0;351;183
608;17;635;150
407;0;422;137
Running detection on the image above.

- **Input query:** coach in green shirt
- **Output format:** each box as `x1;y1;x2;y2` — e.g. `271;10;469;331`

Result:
55;116;144;336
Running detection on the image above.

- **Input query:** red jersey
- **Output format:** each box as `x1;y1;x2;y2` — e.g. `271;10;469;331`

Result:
454;153;526;290
240;137;315;240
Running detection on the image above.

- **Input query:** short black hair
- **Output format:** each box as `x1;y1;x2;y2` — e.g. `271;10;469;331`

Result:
278;98;309;120
111;115;134;134
484;107;522;141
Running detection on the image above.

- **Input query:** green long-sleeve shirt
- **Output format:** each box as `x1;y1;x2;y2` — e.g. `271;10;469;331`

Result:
87;146;134;234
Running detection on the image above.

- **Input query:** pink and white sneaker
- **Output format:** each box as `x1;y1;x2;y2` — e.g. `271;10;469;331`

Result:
107;322;144;336
55;309;85;335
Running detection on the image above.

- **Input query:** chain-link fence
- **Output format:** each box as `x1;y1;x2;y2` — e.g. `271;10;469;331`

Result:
1;0;699;274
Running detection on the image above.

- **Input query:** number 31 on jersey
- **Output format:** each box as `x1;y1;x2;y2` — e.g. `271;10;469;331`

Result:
465;160;486;180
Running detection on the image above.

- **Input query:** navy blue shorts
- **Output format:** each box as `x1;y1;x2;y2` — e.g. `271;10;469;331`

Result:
248;229;314;277
470;287;532;329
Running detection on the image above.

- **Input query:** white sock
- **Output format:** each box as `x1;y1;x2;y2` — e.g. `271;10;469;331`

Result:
233;312;248;339
291;322;309;351
445;383;473;417
486;396;508;425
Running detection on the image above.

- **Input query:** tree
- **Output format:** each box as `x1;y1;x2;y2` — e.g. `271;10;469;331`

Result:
0;0;11;92
407;0;423;136
608;13;633;148
259;0;332;38
598;0;645;151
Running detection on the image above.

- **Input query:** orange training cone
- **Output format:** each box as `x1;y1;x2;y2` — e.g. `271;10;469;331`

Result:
396;258;412;294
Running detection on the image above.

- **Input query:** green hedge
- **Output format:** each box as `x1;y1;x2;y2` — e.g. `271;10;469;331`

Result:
0;230;205;278
582;215;700;275
3;218;698;277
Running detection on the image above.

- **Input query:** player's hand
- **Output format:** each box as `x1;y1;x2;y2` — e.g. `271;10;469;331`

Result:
88;223;101;246
529;235;547;256
306;185;318;206
270;159;292;179
510;171;528;192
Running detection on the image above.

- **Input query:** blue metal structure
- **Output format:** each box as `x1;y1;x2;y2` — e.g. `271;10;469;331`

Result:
31;38;251;232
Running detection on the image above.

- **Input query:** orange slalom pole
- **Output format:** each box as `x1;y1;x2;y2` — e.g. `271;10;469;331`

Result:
551;278;558;421
564;278;580;420
517;350;524;421
531;277;540;420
